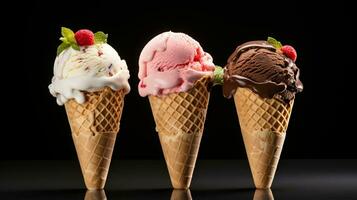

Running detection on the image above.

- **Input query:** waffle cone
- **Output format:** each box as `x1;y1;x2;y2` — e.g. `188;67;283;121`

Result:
65;87;125;190
149;76;211;189
234;88;293;189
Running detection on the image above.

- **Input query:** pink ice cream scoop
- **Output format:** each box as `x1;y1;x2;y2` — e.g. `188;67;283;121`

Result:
138;31;215;97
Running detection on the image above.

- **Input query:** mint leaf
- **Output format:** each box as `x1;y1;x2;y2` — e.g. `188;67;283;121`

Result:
267;37;282;49
57;27;80;55
213;66;224;86
61;27;74;38
57;42;70;56
59;37;68;43
94;31;108;44
71;43;80;51
61;27;76;43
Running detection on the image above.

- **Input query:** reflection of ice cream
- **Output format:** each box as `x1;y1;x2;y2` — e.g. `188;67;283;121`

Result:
138;31;215;96
85;189;107;200
253;189;274;200
223;40;303;103
49;30;130;105
170;189;192;200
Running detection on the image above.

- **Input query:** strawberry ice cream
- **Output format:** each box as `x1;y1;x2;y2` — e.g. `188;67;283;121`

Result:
138;31;215;97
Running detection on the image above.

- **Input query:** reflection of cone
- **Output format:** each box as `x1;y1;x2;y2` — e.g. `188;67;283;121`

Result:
149;76;211;189
171;189;192;200
84;189;107;200
65;87;125;190
234;88;293;189
253;189;274;200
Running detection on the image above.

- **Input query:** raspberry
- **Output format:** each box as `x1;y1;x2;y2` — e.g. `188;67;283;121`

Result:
194;48;201;61
75;29;95;46
281;45;297;62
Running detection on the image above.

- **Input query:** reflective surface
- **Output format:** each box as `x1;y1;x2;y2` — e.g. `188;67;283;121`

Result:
1;160;356;199
85;190;107;200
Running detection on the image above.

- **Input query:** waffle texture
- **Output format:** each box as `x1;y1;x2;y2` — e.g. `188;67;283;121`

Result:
65;87;125;189
149;76;211;189
234;88;293;189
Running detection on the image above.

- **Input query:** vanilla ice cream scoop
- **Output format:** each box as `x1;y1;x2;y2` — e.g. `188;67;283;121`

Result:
49;28;130;105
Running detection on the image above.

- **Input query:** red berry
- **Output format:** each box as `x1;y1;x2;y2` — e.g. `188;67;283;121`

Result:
75;29;95;46
193;48;201;61
281;45;297;62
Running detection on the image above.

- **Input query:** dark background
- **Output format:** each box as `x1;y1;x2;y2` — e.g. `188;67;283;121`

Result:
2;1;351;160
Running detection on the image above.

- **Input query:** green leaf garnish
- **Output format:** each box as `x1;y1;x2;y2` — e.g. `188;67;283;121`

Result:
213;66;224;86
267;37;282;49
57;42;70;56
59;37;67;43
56;27;108;56
61;27;75;43
94;31;108;44
57;27;79;55
71;43;80;51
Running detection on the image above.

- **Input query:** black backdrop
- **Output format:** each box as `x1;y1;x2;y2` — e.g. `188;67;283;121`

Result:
2;1;351;160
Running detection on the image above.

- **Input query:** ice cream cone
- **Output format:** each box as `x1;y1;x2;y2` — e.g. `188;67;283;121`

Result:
149;76;211;189
65;87;125;190
171;189;192;200
234;88;293;189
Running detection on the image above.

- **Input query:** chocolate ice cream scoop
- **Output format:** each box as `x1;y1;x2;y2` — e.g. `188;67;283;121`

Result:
223;39;303;103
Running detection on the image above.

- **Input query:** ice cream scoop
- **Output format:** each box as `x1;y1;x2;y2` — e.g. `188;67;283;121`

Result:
138;31;215;96
49;28;130;105
223;38;303;103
